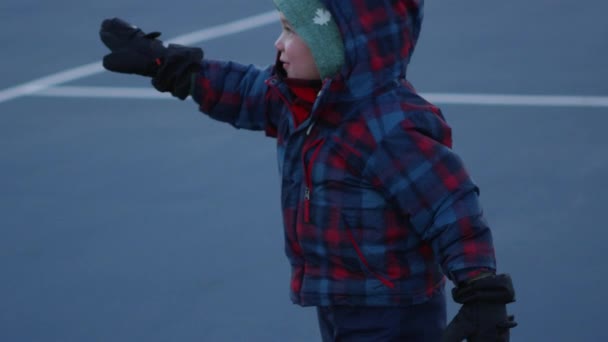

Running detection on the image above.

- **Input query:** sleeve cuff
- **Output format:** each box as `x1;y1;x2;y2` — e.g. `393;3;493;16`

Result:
450;267;496;286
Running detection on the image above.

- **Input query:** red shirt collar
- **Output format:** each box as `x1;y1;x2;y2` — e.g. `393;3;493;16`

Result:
284;78;322;128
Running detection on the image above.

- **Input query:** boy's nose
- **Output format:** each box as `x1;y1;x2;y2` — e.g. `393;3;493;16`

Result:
274;34;284;51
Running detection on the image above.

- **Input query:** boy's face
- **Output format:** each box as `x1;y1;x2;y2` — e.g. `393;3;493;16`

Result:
275;13;321;80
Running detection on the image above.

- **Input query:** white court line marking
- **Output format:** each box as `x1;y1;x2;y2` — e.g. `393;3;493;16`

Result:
35;85;608;107
425;93;608;107
38;86;167;99
0;10;279;104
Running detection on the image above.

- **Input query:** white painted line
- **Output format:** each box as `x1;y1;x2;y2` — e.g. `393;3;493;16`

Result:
425;93;608;108
37;86;169;99
34;86;608;108
0;10;278;105
167;11;278;46
0;62;105;103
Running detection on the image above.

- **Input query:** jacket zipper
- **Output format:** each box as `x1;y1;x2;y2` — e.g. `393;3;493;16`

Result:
302;122;323;224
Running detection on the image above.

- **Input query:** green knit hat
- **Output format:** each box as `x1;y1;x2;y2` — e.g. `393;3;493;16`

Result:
273;0;345;79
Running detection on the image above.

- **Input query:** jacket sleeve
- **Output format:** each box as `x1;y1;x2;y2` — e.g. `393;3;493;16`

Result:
365;112;497;284
190;59;278;132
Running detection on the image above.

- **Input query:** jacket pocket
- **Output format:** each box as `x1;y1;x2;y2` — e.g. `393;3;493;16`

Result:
341;211;395;289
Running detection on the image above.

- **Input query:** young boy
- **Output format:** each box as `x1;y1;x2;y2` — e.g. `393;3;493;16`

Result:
99;0;517;340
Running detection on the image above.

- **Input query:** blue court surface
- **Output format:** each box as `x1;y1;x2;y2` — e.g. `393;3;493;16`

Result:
1;0;607;341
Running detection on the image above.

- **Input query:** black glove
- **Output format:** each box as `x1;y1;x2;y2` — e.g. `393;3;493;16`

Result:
99;18;203;99
99;18;167;77
442;273;517;342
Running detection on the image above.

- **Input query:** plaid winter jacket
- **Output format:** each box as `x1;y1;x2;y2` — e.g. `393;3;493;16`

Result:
191;0;496;306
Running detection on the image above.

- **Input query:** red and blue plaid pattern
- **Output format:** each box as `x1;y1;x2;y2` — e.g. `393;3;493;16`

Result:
191;0;496;306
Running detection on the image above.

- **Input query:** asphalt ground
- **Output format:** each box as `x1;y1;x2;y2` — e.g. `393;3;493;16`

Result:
1;0;607;341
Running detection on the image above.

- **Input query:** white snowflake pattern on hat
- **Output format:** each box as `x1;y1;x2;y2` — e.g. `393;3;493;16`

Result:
313;8;331;25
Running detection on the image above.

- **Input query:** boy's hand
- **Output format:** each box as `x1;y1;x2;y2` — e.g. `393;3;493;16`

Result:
442;274;517;342
99;18;203;99
99;18;167;77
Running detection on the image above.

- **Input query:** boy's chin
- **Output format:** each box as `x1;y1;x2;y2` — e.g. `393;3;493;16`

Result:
276;61;321;81
286;72;321;81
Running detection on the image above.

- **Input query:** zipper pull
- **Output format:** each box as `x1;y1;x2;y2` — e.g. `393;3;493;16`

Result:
306;121;316;136
303;186;311;223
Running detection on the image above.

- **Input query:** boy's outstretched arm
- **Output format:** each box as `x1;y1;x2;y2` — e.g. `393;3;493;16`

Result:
99;18;276;132
190;60;275;132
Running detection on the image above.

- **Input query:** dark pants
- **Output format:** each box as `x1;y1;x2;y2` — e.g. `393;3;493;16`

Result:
316;292;446;342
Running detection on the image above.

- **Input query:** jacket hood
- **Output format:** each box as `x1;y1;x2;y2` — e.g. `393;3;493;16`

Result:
320;0;423;99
